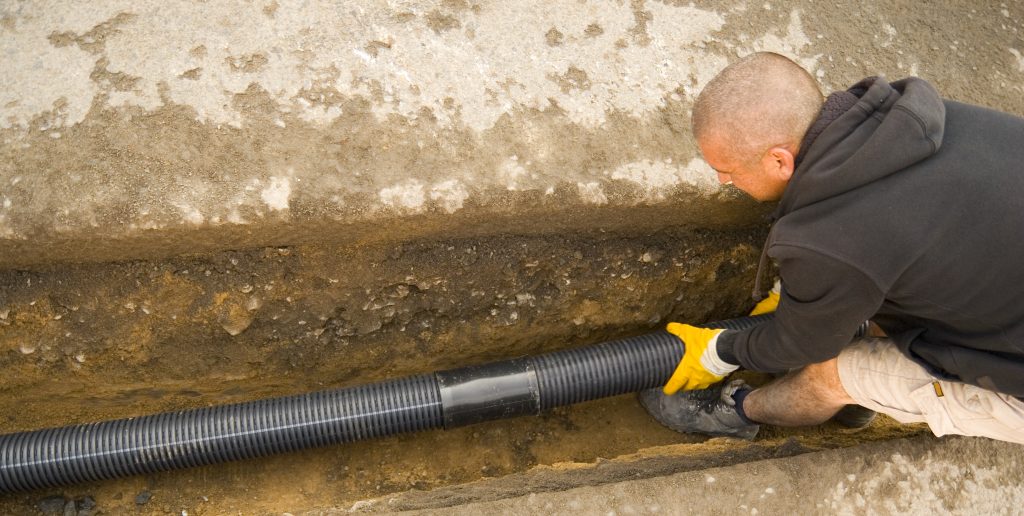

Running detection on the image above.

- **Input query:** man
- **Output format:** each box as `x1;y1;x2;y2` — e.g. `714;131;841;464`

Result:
640;52;1024;444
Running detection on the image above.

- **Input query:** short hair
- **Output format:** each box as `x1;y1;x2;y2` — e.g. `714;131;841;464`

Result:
692;52;822;164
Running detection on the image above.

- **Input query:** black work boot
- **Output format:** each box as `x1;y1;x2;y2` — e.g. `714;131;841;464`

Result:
832;404;877;429
639;379;760;440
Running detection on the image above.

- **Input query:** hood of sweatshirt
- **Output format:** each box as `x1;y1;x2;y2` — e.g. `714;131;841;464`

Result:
750;76;947;299
773;76;947;220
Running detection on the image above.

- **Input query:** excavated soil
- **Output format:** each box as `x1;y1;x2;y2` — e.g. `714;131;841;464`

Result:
0;227;926;514
0;227;765;429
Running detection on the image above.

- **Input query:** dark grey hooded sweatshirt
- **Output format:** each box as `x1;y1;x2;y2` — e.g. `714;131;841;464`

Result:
716;76;1024;397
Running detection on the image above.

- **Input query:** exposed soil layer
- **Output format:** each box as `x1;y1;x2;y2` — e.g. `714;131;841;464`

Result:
5;225;928;515
0;227;765;430
0;226;925;515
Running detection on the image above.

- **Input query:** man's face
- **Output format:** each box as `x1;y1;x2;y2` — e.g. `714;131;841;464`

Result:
698;136;790;202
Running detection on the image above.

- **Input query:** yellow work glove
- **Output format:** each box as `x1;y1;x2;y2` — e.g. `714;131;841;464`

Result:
749;280;782;316
663;323;739;395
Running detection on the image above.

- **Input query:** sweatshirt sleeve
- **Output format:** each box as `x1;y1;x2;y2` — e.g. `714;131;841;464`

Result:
717;244;885;373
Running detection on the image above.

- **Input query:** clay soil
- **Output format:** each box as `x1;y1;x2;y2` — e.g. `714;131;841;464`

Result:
0;229;924;514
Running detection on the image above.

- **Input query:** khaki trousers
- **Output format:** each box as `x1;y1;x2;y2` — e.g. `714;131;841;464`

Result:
837;338;1024;445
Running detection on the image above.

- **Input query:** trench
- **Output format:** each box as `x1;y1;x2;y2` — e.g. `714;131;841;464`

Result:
0;228;926;514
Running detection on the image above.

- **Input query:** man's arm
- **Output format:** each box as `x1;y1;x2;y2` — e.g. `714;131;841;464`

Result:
718;246;885;373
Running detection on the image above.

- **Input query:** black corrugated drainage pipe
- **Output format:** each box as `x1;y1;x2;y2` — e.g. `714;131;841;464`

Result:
0;314;774;493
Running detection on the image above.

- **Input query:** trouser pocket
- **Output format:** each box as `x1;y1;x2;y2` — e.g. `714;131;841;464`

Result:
908;381;963;437
908;380;1024;443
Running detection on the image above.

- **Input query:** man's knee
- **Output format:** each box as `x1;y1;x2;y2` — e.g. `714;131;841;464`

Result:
797;359;856;405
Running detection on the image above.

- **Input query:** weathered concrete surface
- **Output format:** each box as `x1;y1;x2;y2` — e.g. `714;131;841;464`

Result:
387;435;1024;516
0;0;753;268
2;0;1023;267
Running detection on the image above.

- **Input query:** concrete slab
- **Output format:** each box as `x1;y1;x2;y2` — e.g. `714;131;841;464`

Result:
3;1;1023;267
389;435;1024;515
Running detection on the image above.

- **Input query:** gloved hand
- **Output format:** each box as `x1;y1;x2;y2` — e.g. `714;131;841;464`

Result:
663;323;739;395
749;279;782;316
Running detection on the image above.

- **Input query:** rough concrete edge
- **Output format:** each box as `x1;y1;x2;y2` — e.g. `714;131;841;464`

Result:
322;426;929;514
374;434;1022;515
327;442;810;514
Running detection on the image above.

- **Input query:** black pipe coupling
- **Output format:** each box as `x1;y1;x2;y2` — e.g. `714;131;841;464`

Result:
435;358;541;428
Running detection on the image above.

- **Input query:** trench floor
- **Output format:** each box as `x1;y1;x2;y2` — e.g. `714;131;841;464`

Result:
0;387;924;515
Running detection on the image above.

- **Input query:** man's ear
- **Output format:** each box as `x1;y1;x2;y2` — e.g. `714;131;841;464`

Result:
763;146;796;181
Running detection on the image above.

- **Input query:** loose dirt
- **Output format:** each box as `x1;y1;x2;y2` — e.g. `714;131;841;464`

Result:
0;227;923;514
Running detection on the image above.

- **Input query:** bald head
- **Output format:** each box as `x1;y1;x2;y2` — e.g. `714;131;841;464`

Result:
693;52;822;165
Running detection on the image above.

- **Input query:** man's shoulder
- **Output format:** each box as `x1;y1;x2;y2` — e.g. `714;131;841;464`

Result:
769;209;908;291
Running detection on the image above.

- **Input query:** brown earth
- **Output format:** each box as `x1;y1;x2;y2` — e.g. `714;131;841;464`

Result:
0;391;924;515
0;227;931;515
0;227;765;431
